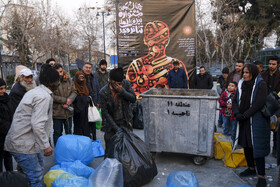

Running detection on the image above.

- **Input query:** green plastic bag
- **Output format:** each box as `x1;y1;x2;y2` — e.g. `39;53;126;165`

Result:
96;108;102;130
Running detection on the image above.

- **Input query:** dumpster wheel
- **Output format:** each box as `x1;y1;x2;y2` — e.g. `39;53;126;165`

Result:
192;156;206;165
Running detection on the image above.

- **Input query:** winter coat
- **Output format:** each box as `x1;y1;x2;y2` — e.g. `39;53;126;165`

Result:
0;93;12;135
73;95;90;137
83;72;100;105
232;75;270;158
94;70;109;90
9;82;27;116
99;80;136;132
53;71;77;119
223;70;242;90
219;90;235;120
5;85;53;154
261;69;280;93
217;75;225;95
167;68;188;88
195;72;213;89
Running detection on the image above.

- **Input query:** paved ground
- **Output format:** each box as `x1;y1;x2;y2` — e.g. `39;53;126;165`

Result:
5;82;279;186
39;126;278;187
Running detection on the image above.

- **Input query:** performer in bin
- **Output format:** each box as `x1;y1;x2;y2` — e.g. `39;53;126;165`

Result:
126;20;189;97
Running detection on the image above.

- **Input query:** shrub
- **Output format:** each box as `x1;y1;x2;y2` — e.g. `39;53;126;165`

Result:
6;74;15;89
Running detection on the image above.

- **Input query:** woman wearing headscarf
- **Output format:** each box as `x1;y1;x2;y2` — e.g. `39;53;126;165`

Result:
232;64;270;187
0;78;13;172
73;71;91;137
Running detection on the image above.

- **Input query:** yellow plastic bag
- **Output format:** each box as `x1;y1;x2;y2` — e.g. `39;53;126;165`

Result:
214;133;226;159
213;133;247;168
43;169;66;187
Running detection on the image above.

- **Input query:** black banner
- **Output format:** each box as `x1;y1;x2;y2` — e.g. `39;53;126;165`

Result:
117;0;196;96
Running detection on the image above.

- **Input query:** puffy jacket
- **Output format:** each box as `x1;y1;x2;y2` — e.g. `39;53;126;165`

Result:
99;80;136;132
53;71;77;119
233;75;270;158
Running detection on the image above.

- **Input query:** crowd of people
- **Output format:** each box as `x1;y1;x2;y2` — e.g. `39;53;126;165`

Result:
167;56;280;187
0;58;136;187
0;55;280;187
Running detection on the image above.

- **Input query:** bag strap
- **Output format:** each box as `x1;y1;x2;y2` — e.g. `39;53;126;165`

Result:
88;96;95;107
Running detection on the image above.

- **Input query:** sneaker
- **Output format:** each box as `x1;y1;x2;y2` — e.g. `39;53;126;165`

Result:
239;168;256;177
256;177;267;187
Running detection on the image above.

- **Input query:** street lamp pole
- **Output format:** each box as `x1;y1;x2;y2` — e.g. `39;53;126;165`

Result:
0;43;3;79
102;12;106;60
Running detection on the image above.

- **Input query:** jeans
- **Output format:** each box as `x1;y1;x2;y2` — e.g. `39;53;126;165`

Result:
11;152;44;187
53;118;72;145
218;112;223;126
222;115;237;141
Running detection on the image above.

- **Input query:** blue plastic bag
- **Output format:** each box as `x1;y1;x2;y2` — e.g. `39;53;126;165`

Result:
52;172;88;187
165;171;199;187
232;185;252;187
55;135;94;165
50;160;94;178
92;140;105;158
88;158;123;187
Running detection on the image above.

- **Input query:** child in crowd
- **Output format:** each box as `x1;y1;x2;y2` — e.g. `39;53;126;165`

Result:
219;81;238;142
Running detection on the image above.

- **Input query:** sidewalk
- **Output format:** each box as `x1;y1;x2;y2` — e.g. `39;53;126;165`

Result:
216;125;278;187
41;127;279;187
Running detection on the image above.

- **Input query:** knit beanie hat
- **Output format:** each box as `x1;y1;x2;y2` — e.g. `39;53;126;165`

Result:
39;64;60;86
0;78;6;87
109;67;124;82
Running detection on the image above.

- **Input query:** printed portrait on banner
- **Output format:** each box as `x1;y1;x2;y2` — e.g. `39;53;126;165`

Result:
117;0;196;97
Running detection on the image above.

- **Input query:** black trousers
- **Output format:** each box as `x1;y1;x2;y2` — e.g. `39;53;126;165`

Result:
104;130;115;157
0;135;13;172
244;147;265;176
273;131;277;152
89;122;96;140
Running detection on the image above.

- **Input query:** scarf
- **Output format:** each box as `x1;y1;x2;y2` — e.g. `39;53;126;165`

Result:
239;64;259;113
74;71;89;96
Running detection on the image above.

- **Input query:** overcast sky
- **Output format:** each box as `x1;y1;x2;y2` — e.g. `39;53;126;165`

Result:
53;0;105;17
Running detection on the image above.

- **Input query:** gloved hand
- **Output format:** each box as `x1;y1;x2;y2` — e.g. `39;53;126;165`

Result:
236;113;246;121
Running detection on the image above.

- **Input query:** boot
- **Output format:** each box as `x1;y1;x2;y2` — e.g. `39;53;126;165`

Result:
256;177;266;187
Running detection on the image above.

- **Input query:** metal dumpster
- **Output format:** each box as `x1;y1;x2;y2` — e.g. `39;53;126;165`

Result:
140;88;219;165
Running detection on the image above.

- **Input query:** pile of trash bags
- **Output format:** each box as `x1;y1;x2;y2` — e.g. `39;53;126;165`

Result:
45;130;158;187
44;135;106;187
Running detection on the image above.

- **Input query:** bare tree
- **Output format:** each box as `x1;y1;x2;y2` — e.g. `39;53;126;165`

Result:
75;5;98;64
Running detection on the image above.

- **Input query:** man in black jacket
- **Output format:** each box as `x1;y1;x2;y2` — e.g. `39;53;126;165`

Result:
99;68;136;154
9;68;36;116
223;60;244;90
195;66;213;89
82;63;100;140
261;55;280;157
